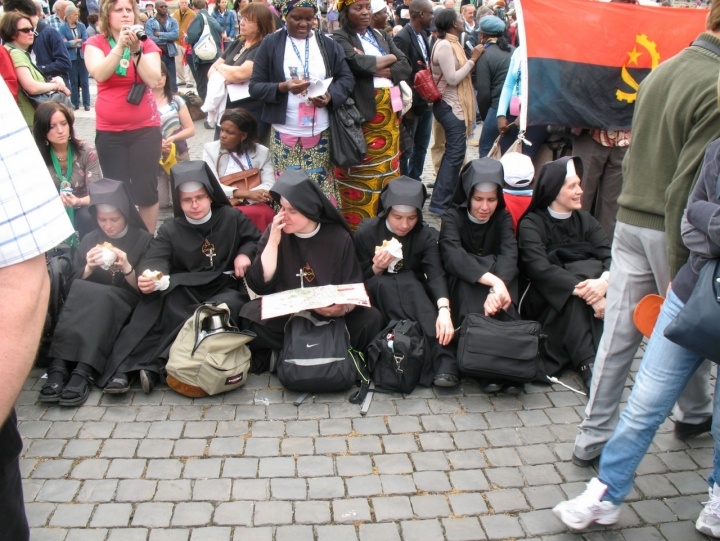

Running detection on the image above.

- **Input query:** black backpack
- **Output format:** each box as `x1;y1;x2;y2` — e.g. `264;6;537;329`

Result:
37;248;74;366
277;311;360;393
366;319;426;394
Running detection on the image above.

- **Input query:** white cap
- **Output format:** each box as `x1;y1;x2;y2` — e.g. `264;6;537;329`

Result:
500;152;534;188
371;0;386;14
95;204;118;213
566;158;577;179
473;181;498;193
177;180;205;193
392;204;416;213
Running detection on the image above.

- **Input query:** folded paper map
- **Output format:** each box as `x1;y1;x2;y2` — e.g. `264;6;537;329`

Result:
261;283;370;319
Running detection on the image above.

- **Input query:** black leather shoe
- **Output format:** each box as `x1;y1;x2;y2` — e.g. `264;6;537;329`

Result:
674;416;712;440
502;382;525;396
578;363;593;394
481;380;504;394
433;373;459;387
139;370;159;394
104;372;130;394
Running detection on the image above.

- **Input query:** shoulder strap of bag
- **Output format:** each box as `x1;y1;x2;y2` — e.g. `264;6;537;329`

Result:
692;39;720;57
429;45;442;86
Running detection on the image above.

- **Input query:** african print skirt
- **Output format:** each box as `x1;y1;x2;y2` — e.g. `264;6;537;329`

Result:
270;127;340;208
335;88;401;230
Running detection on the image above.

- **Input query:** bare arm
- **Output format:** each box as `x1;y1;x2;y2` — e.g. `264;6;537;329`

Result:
166;103;196;144
16;66;67;95
0;256;49;422
217;59;254;83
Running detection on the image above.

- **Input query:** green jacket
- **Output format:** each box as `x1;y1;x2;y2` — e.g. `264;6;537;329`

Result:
618;32;720;276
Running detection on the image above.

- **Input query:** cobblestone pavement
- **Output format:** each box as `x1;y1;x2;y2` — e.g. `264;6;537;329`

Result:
20;84;716;540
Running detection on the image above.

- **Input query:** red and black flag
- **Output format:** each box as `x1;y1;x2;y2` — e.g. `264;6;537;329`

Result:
516;0;708;130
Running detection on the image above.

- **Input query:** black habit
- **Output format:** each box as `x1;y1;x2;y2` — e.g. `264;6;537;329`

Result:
517;157;611;377
354;176;455;385
440;158;519;325
240;170;384;371
98;162;260;386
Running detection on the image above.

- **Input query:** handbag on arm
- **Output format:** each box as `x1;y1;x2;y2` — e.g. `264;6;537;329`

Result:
216;151;261;205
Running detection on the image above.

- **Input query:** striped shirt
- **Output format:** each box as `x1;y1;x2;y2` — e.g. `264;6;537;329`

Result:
0;78;74;268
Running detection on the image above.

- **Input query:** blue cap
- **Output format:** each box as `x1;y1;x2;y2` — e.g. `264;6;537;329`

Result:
479;15;505;34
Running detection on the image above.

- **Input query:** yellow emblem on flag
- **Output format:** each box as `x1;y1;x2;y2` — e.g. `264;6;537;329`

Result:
616;34;660;104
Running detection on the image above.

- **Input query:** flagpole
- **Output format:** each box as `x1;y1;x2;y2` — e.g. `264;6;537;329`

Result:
515;0;530;146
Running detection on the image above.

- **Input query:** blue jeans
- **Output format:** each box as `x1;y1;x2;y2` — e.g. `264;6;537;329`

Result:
431;100;467;214
598;289;720;504
69;58;90;108
400;108;433;180
162;54;178;93
479;106;499;158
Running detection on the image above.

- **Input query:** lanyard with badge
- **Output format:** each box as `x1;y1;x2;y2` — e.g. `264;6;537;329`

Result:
289;35;316;128
360;29;386;55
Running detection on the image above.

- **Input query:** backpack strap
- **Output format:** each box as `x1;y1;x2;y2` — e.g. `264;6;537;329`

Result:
692;39;720;57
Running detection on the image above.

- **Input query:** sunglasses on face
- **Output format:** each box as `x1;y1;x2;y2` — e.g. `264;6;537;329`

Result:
17;27;35;34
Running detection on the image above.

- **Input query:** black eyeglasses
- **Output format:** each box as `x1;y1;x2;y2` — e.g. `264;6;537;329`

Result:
17;27;35;34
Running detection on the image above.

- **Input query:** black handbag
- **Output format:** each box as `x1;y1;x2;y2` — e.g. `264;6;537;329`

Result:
664;259;720;362
366;319;426;394
456;312;544;383
329;98;367;168
24;89;73;109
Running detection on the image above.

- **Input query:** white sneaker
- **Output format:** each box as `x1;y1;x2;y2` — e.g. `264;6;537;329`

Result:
553;478;621;530
696;484;720;537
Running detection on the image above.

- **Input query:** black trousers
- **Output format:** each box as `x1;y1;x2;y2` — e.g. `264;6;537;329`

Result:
0;411;29;541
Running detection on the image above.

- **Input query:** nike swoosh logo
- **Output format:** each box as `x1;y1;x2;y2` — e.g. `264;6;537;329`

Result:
306;344;319;348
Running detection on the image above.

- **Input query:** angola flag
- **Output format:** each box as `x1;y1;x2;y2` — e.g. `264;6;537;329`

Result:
516;0;708;130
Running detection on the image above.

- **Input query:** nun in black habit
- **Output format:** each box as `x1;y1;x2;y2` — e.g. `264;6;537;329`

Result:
39;178;153;406
353;176;459;388
517;156;611;392
100;161;261;394
240;170;384;372
440;158;519;324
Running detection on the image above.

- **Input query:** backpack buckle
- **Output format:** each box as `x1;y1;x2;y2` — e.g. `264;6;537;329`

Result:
394;354;404;373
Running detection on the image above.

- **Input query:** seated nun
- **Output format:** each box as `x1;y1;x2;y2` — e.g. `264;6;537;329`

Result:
439;158;521;395
353;176;459;388
240;169;384;372
517;156;611;392
100;161;261;394
39;178;153;407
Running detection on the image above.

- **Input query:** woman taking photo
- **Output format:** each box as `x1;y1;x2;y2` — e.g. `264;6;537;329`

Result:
39;178;153;407
332;0;411;228
84;0;163;233
203;108;275;231
208;2;275;142
1;12;71;126
249;0;354;208
153;62;196;208
60;4;91;111
517;157;611;393
429;8;483;215
33;102;103;240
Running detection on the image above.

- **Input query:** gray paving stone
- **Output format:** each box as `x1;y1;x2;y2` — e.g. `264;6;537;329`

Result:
192;478;232;501
452;431;488;450
666;471;708;495
222;457;258;478
616;526;663;540
519;509;568;536
421;414;456;432
316;524;358;541
346;475;383;497
146;459;183;480
131;502;174;527
155;480;192;502
26;439;67;458
137;439;175;459
48;503;94;527
394;399;431;416
294;501;331;524
28;528;68;541
37;480;82;502
170;502;214;526
215;421;250;437
665;495;705;520
148;531;190;541
112;422;150;439
314;437;347;454
75;480;118;503
387;415;422;434
372;495;414;521
252;420;285;437
203;406;237;421
90;503;133;527
449;492;488;515
449;470;489;491
254;501;293;526
353;417;388;435
484;448;522;467
411;451;450;471
271;477;307;500
319;418;352;436
183;458;222;479
486;488;530;513
451;413;489;432
208;437;245;457
213;501;254;526
308;477;345;499
276;525;313;541
447;450;486;470
72;407;107;422
523;484;566;510
172;439;207;457
33;459;74;479
521;464;563;485
480;514;525;540
297;456;334;477
411;494;451;519
358;522;401;541
79;424;116;442
188;528;230;541
232;405;267;420
635;474;681;499
106;459;146;479
148;421;184;439
70;459;110;480
333;498;372;522
374;453;413;474
116;480;158;506
232;527;272;541
25;502;55;527
400;519;444;541
442;517;487;541
46;421;83;439
382;434;419;454
297;403;330;420
485;467;524;488
413;471;451;493
517;443;556;465
65;529;110;541
258;457;295;477
232;479;270;500
418;432;455;451
630;499;677;524
484;428;523;447
62;439;103;458
348;436;382;454
336;455;373;477
19;420;52;439
380;474;417;495
281;437;314;455
518;426;557;445
245;438;281;457
517;409;552;427
659;520;709;541
286;420;319;437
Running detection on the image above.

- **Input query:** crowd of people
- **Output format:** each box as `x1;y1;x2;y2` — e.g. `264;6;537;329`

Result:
3;0;720;538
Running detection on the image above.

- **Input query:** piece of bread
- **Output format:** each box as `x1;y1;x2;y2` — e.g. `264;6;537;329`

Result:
375;239;393;253
97;242;114;249
142;269;164;281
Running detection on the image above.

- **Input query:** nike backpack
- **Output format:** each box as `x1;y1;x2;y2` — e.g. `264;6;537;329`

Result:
277;310;359;393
